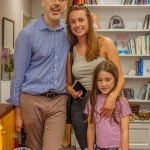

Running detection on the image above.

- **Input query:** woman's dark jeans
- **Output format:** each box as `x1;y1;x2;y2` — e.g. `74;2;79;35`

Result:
70;92;89;150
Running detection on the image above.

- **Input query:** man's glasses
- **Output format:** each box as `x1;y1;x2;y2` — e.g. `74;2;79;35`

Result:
48;0;66;3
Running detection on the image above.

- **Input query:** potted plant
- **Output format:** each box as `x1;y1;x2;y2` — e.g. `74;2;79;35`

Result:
1;47;14;80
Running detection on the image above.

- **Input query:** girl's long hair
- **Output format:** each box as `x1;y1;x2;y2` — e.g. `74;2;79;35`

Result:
66;5;104;61
89;61;119;124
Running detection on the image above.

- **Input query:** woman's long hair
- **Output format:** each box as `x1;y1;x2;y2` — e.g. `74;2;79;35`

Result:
66;5;104;61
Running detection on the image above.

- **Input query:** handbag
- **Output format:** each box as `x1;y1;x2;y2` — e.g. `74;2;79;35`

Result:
66;46;74;124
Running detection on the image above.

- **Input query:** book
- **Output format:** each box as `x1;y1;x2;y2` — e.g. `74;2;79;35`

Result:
129;38;136;54
72;80;87;99
145;82;150;100
121;0;126;4
131;0;136;4
143;60;150;76
139;84;147;100
116;34;129;51
143;14;149;30
146;34;150;54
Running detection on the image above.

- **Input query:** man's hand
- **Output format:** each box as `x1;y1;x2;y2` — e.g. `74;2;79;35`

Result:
15;106;23;133
100;94;117;118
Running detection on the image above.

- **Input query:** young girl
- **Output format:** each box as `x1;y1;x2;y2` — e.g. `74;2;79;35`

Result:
84;61;132;150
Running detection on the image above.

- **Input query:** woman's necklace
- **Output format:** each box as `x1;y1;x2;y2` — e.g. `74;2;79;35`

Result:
77;43;87;51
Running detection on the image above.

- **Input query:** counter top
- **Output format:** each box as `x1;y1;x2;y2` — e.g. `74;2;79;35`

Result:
0;104;14;119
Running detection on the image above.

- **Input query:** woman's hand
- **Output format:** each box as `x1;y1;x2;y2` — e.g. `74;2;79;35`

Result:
67;84;83;98
100;93;117;118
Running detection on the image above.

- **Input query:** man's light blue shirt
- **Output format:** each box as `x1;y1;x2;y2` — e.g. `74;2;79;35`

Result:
8;16;70;106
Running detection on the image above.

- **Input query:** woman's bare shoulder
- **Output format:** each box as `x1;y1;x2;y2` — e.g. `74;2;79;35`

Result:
103;37;114;44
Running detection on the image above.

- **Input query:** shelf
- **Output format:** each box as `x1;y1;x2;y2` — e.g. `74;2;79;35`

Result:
95;29;150;33
129;99;150;102
0;81;11;83
85;5;150;8
124;75;150;78
130;120;150;123
119;54;150;57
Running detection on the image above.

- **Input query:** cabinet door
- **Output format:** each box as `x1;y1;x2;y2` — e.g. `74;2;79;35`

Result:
1;110;15;150
130;123;150;150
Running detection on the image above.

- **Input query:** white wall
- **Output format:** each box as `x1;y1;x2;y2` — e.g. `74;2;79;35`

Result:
0;0;2;51
32;0;43;19
0;0;32;101
0;0;32;50
32;0;67;23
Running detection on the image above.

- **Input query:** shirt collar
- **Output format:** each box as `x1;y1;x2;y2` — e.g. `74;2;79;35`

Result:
37;15;65;31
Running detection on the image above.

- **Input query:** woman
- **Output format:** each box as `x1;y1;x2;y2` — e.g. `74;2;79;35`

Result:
66;6;125;150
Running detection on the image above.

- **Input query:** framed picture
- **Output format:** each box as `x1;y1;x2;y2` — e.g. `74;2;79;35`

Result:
2;17;15;48
122;88;134;99
21;10;32;29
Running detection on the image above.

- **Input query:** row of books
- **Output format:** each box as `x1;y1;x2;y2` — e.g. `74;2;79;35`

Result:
143;14;150;30
127;34;150;55
116;34;150;55
72;0;150;5
121;0;150;5
139;82;150;100
72;0;97;5
136;58;150;76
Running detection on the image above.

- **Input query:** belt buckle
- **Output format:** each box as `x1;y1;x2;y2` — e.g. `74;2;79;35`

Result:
47;92;55;98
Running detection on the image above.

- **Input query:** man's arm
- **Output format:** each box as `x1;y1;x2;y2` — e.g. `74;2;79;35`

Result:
15;107;23;133
9;30;32;132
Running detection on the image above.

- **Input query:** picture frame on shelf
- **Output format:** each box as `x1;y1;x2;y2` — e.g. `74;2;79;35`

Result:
2;17;15;48
122;88;134;99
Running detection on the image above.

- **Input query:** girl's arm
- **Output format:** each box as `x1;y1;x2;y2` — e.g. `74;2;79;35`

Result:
87;115;96;150
100;37;125;118
121;115;130;150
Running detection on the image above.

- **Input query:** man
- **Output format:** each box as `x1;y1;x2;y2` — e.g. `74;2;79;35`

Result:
8;0;70;149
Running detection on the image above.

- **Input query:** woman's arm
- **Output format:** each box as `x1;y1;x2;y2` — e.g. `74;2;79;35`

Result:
100;37;125;118
87;116;95;150
66;52;82;98
121;116;130;150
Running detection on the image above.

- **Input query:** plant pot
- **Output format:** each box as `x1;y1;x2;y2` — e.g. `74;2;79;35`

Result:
1;72;10;81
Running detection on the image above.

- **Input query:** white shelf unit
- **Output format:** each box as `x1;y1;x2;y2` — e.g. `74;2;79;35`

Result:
0;81;11;103
86;3;150;100
86;2;150;150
